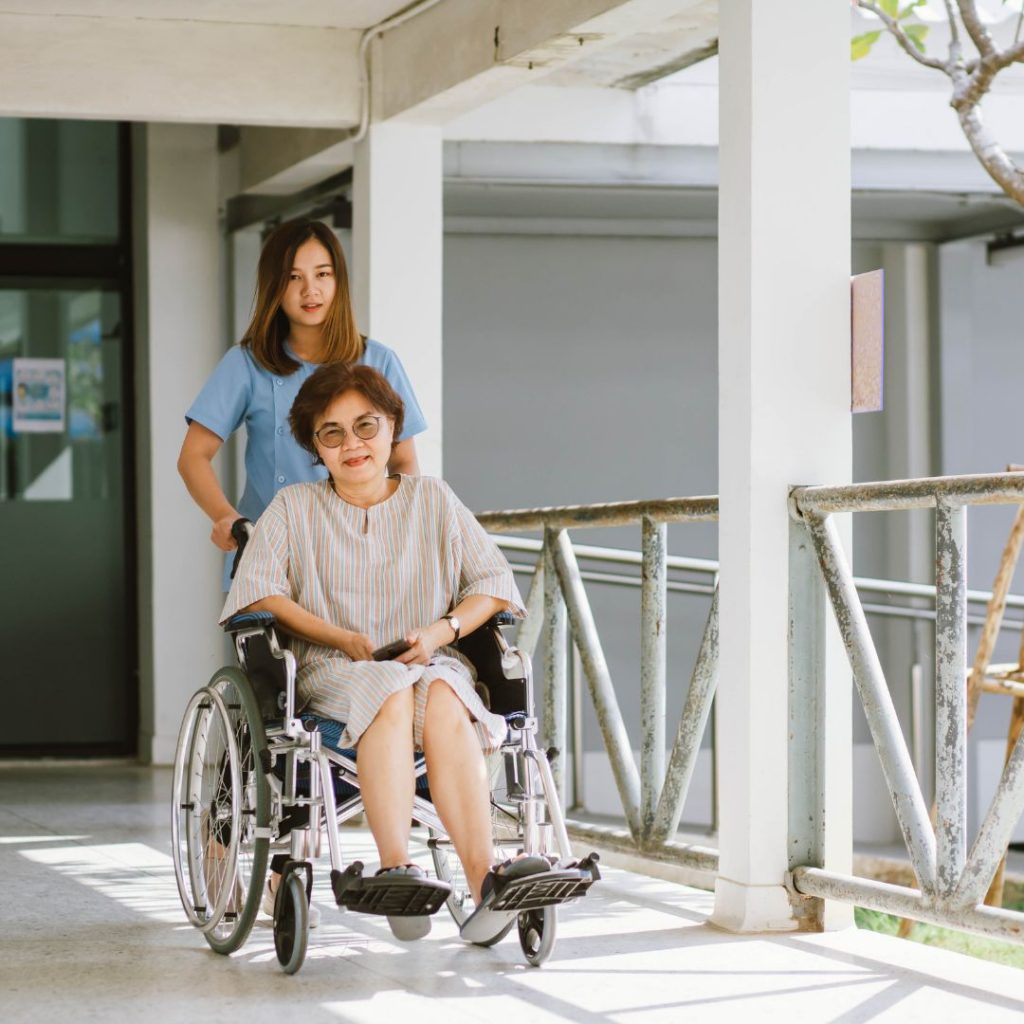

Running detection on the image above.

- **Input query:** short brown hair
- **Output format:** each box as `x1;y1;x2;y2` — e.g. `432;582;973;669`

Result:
289;364;406;464
241;219;363;376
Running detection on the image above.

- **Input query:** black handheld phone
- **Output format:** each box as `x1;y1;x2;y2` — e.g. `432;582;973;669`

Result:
372;639;412;661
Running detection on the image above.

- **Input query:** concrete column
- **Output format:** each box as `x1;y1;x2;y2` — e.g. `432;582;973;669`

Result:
133;123;226;764
352;122;443;476
713;0;852;931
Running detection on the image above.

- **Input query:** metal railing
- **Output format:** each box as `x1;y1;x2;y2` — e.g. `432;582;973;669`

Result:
477;497;720;871
789;472;1024;941
480;484;1024;890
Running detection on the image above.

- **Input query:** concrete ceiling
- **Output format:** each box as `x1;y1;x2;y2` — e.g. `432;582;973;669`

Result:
0;1;412;30
0;1;726;133
540;1;717;89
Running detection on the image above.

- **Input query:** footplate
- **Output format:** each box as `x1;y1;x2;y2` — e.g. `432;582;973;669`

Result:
330;862;451;917
489;856;600;913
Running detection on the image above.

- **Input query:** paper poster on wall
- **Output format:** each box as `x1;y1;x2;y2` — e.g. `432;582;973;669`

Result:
12;358;66;433
851;270;884;413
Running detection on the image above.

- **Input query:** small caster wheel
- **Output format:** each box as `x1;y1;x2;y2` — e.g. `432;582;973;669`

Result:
517;905;556;966
274;870;309;974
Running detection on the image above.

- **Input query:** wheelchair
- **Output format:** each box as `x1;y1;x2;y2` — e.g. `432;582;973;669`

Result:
170;569;599;974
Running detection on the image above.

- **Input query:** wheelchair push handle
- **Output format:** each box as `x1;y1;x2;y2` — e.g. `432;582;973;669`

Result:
229;518;254;580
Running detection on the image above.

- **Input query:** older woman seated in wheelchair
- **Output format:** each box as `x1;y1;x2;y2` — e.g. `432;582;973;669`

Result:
220;363;570;944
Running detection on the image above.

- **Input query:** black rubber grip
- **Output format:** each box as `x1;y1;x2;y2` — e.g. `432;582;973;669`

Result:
229;518;253;580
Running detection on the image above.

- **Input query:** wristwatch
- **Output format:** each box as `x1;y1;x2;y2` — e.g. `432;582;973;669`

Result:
441;614;461;642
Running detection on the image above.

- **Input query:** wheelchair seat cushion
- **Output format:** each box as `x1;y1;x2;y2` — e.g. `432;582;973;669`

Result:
301;714;430;793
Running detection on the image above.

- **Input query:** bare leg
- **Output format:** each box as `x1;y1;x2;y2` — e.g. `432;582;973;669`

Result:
358;687;416;868
421;679;493;902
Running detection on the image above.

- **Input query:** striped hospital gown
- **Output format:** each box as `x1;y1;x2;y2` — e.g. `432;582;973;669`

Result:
220;475;525;752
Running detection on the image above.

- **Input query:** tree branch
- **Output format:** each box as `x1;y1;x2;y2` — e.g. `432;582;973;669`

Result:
993;38;1024;71
856;1;950;72
942;0;961;49
954;101;1024;206
956;0;996;58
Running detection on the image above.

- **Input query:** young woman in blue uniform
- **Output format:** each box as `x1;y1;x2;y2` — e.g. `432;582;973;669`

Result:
178;219;427;926
178;219;426;590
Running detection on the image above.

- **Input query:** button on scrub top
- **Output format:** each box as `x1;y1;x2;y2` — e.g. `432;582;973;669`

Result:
185;338;427;589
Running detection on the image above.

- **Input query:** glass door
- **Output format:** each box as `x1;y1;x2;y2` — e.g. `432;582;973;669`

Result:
0;119;134;754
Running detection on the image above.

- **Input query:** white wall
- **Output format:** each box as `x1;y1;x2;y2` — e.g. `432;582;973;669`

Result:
442;229;720;827
134;123;227;764
441;228;947;846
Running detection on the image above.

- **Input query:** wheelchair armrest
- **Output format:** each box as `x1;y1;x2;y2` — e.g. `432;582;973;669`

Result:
459;615;530;719
222;612;294;721
223;610;276;634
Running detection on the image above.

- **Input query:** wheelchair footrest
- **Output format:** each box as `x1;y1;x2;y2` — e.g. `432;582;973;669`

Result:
330;862;451;917
459;853;600;945
489;856;600;914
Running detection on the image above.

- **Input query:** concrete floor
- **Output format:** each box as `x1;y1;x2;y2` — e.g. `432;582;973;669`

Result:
2;764;1024;1024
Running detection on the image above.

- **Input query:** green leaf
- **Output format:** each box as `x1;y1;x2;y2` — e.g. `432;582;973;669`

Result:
851;31;882;61
904;23;929;53
879;0;899;17
898;0;927;18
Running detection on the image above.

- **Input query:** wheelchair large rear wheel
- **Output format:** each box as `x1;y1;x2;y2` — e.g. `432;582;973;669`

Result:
172;669;270;955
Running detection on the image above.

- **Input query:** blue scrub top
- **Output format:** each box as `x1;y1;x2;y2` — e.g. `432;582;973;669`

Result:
185;338;427;588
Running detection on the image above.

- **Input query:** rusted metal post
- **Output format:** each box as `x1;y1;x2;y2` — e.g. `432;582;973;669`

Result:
543;529;568;802
953;723;1024;908
516;552;545;659
640;516;667;840
967;503;1024;732
787;513;828;888
571;643;585;811
985;696;1024;908
806;512;937;894
934;500;967;897
793;866;1024;942
551;528;642;839
649;585;719;845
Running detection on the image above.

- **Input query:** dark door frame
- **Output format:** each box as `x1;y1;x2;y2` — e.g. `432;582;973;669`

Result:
0;122;138;756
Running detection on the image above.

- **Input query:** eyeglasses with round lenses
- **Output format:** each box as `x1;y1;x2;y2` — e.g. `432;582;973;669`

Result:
314;415;383;449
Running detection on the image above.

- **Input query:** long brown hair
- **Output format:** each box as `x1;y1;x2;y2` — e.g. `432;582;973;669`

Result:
241;219;363;375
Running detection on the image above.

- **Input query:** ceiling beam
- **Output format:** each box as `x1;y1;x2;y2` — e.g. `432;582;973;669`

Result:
376;0;714;122
0;13;361;126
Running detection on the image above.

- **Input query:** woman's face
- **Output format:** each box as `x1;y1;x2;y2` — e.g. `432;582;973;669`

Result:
280;238;337;330
314;389;395;487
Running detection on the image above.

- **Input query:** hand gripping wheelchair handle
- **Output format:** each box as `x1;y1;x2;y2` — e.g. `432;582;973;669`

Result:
229;518;254;580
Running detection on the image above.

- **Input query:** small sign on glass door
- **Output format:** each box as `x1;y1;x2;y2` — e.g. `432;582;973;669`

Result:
12;358;65;434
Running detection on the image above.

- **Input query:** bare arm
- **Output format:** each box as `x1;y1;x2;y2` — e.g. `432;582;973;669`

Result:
177;421;241;551
388;437;420;476
243;594;375;661
397;594;508;666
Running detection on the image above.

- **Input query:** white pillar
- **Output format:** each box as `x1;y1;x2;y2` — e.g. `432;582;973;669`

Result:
352;122;443;477
134;123;226;764
713;0;852;931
